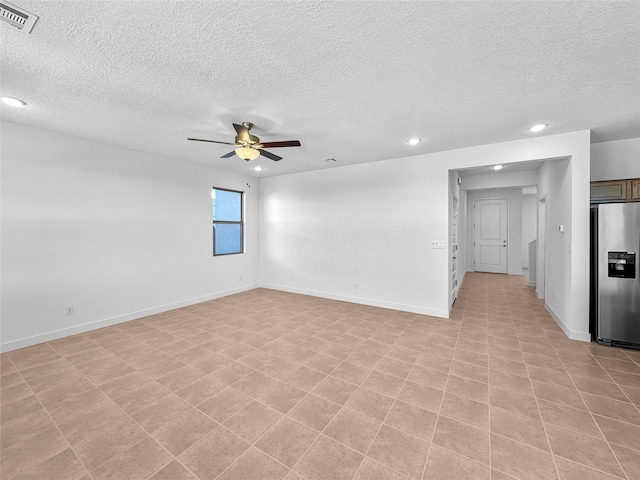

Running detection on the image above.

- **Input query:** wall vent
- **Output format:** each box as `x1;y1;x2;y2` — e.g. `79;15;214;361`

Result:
0;1;38;33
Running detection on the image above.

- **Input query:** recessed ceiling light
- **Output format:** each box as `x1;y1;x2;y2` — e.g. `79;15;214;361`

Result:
1;96;27;107
492;164;504;171
407;137;422;145
529;123;547;133
253;166;264;171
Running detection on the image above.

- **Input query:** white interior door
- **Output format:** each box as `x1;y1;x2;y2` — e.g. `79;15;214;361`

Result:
474;198;508;273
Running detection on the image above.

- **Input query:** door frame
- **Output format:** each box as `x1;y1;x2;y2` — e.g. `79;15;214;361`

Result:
537;195;547;299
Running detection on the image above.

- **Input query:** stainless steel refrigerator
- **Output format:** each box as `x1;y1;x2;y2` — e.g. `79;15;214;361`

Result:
591;202;640;349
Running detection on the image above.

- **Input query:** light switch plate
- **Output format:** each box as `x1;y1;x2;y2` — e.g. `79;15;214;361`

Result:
431;240;446;249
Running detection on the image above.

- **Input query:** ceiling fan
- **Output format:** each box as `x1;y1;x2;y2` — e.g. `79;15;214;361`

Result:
188;122;301;162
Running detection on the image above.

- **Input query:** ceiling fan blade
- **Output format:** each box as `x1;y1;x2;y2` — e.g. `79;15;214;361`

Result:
259;140;301;148
188;138;235;146
259;149;282;162
221;151;236;158
233;123;250;141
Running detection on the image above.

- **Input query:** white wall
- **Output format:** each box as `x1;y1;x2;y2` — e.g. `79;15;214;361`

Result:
590;137;640;181
521;194;537;268
1;122;260;352
465;188;523;275
261;130;591;341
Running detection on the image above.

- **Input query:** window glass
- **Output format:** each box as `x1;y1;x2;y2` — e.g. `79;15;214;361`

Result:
212;188;243;255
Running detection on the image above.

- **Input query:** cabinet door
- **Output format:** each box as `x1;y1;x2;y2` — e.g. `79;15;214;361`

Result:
632;179;640;200
590;180;630;203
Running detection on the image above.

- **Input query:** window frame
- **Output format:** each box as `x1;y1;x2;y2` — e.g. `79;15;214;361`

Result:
212;187;244;256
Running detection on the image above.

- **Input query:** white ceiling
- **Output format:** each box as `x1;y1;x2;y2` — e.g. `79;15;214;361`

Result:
1;1;639;177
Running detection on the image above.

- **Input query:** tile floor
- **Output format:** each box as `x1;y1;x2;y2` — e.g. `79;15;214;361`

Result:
1;272;640;480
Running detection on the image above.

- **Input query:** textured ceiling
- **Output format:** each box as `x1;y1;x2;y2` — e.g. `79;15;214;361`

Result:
1;1;639;177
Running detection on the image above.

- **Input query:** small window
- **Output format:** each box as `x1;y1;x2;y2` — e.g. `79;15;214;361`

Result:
212;187;243;255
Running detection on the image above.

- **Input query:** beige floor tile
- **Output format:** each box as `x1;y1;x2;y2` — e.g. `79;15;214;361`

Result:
619;384;640;406
538;399;604;439
152;408;218;455
312;375;359;405
258;381;308;414
423;444;490;480
294;434;364;480
131;393;192;433
110;381;171;415
582;392;640;426
361;370;405;397
178;427;250;480
432;415;490;465
223;400;282;443
353;457;411;480
147;460;198;479
155;366;204;392
490;433;558;480
174;374;226;405
445;374;489;404
609;443;640;480
572;375;629;402
288;393;342;431
284;366;328;391
606;370;640;388
593;414;640;451
531;379;586;410
554;456;626;480
344;387;395;421
255;416;319;467
90;436;172;480
196;387;252;422
545;423;625;478
231;370;277;398
396;381;443;414
217;446;290;480
0;428;70;479
367;424;429;479
406;365;448;391
491;405;550;451
45;387;113;425
323;407;382;453
384;400;437;442
440;392;489;430
449;360;489;384
305;352;346;374
330;361;372;384
8;448;87;480
1;402;55;449
209;360;254;385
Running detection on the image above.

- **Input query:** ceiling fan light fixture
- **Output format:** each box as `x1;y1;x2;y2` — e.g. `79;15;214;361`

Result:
235;147;259;161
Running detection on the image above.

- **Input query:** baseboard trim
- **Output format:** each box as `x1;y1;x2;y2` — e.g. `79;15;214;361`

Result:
0;285;259;353
545;302;590;342
260;283;448;318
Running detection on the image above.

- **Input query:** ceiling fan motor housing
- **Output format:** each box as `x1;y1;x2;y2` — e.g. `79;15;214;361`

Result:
235;133;260;146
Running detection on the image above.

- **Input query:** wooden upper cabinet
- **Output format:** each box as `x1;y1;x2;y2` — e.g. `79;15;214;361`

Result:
632;179;640;200
590;180;630;203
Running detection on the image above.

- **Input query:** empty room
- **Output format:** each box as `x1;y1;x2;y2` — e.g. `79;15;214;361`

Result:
1;1;639;480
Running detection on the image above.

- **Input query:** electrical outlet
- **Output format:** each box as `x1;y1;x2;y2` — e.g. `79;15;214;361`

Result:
65;306;74;316
354;282;359;290
238;275;242;281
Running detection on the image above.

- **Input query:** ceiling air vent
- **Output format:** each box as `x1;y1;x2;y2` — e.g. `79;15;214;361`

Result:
0;1;38;33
